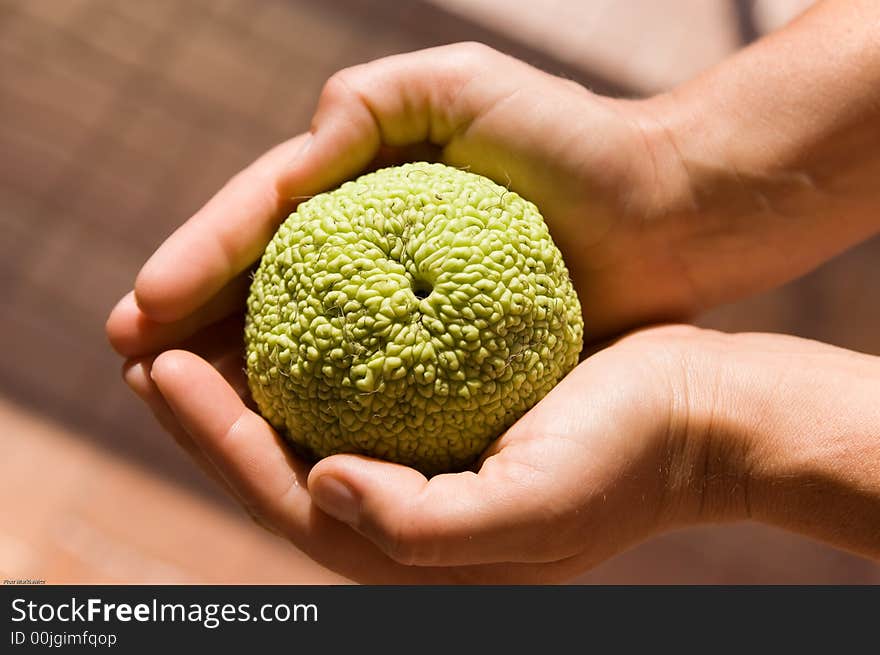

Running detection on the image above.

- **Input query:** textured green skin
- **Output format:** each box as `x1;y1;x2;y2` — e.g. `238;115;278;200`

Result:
245;162;584;475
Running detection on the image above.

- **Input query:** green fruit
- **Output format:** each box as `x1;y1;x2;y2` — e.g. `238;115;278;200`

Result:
245;162;583;475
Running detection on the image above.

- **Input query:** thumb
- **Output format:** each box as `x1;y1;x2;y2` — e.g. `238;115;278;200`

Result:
307;444;574;567
278;43;511;199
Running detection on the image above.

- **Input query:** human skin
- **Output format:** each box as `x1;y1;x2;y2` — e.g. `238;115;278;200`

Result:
106;0;880;582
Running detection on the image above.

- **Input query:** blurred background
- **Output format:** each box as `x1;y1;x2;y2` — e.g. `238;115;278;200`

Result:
1;0;878;583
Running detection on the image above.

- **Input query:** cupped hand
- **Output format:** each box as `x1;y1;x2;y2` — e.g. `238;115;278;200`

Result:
118;324;706;584
112;307;880;582
107;42;695;363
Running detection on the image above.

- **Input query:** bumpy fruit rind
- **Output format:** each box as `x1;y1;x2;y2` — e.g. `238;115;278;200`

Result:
245;162;583;475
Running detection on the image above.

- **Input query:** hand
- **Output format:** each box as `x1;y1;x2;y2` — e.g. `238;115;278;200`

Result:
117;323;880;583
106;42;700;364
117;325;701;583
108;8;880;359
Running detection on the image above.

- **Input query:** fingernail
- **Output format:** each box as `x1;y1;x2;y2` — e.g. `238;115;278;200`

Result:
122;361;147;398
312;475;360;525
122;358;144;381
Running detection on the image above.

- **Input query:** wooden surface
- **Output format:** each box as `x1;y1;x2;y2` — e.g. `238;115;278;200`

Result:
1;0;877;583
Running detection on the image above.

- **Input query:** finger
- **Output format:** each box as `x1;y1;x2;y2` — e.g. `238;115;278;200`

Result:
134;134;309;323
149;349;314;518
123;357;188;448
111;298;250;401
125;352;280;534
122;357;233;492
107;271;251;357
276;42;507;197
307;439;579;567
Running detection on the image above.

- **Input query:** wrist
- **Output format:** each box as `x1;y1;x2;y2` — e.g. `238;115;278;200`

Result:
622;89;784;310
662;329;880;557
616;95;699;227
618;92;752;314
627;6;880;309
649;327;757;527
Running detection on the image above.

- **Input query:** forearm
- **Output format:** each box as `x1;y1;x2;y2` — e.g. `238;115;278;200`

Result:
747;344;880;558
675;331;880;559
640;0;880;306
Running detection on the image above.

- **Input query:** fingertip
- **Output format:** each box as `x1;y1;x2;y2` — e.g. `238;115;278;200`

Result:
105;292;129;351
277;114;378;201
134;249;181;323
309;454;427;496
309;455;432;561
135;225;227;324
308;472;361;526
121;357;154;396
120;356;183;436
148;349;248;440
148;349;191;387
307;453;364;485
106;292;150;357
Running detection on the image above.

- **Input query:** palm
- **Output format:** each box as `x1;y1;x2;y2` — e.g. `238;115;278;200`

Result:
134;315;676;584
